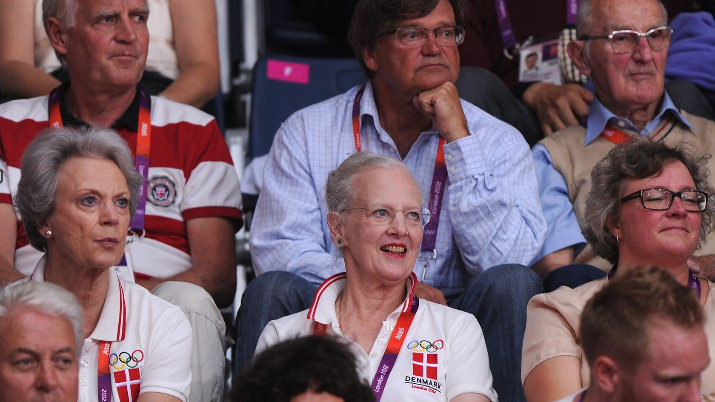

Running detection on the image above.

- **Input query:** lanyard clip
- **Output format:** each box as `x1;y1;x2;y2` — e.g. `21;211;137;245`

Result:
419;249;437;282
126;228;146;244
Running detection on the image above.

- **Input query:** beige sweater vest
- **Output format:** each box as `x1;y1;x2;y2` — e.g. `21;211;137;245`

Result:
540;111;715;270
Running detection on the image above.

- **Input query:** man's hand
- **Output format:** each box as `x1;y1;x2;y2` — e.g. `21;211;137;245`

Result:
415;282;447;305
413;81;469;143
688;254;715;281
522;82;594;136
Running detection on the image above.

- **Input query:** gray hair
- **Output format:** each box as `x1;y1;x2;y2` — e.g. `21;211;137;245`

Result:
576;0;668;37
348;0;466;78
326;152;409;213
42;0;78;63
0;281;84;351
14;126;144;252
584;140;714;264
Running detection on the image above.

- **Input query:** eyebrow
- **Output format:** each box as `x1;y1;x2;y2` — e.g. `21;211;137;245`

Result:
12;347;40;357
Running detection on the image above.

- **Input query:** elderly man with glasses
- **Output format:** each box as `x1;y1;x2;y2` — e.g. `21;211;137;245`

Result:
530;0;715;289
237;0;547;400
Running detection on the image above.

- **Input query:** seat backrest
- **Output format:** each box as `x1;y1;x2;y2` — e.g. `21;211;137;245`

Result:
249;54;365;158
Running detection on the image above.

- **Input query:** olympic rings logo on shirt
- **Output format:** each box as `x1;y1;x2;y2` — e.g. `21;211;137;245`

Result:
406;339;444;353
110;350;145;370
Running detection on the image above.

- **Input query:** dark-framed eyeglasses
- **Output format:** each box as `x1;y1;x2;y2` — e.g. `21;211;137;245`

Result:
579;26;673;53
620;187;708;212
346;207;432;226
383;26;465;48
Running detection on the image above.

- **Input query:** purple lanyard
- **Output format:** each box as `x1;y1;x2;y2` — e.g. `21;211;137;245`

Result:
48;88;151;233
371;294;419;401
608;266;701;298
351;88;446;265
494;0;580;51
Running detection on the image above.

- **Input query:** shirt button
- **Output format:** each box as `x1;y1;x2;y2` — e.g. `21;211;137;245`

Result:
450;206;456;212
80;360;88;367
617;120;626;128
447;154;453;161
81;379;87;387
449;166;455;173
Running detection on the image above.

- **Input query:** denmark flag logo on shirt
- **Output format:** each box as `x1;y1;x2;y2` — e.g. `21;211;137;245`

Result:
113;368;141;402
412;352;438;379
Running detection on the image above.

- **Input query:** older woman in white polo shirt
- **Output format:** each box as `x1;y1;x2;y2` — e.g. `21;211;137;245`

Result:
13;126;191;402
255;152;497;402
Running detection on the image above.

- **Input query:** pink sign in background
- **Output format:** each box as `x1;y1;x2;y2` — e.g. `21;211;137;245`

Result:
266;59;311;84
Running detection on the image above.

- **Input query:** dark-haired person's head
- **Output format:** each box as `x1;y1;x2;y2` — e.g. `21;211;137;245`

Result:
580;266;707;401
348;0;465;84
233;335;375;402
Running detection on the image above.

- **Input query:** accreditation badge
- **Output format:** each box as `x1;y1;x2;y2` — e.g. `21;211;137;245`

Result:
518;34;562;84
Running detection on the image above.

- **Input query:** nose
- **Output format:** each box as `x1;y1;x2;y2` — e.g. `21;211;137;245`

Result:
682;378;701;402
387;213;409;237
115;15;138;43
632;35;654;61
667;195;688;217
100;202;120;225
35;361;59;391
421;32;442;55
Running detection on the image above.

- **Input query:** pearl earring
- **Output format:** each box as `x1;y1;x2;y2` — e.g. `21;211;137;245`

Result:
46;229;52;238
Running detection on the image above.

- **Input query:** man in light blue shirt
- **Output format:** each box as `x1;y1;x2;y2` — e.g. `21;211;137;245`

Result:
531;0;715;289
236;0;547;400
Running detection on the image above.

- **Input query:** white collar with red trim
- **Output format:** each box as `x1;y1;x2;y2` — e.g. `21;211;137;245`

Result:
29;256;128;342
306;272;418;326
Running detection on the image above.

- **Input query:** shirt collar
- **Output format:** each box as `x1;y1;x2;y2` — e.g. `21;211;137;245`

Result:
307;272;418;327
29;258;127;342
57;82;142;132
359;82;440;144
584;92;693;145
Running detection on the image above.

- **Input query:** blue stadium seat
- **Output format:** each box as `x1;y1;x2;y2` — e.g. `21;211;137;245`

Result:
248;54;365;159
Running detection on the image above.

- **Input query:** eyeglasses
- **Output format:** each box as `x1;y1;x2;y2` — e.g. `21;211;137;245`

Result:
384;26;465;48
579;26;673;53
346;207;431;226
620;187;708;212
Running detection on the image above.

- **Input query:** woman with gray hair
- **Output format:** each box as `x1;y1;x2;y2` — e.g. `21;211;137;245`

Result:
13;126;192;402
255;152;497;402
522;140;715;402
0;281;83;402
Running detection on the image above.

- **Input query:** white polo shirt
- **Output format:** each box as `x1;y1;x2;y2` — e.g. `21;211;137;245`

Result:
29;260;192;402
256;273;498;402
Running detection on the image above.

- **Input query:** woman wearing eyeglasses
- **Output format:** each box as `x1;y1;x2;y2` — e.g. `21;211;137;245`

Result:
522;140;715;402
254;152;497;402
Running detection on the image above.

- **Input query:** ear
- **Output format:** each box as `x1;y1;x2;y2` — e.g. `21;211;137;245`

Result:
591;356;621;394
327;211;345;247
46;17;69;58
37;220;52;239
607;214;623;242
567;40;592;77
362;46;378;73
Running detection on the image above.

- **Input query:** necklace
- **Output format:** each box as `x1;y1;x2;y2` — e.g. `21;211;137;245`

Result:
336;293;344;330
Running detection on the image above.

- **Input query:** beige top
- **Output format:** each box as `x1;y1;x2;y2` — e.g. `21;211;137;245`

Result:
34;0;179;79
522;278;715;401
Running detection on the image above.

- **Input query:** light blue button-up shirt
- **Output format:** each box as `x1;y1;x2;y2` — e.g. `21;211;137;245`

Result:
250;82;546;299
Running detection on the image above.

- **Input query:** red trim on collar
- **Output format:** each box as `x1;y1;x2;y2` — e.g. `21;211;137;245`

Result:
306;272;345;320
403;272;418;313
306;271;419;319
116;276;127;340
